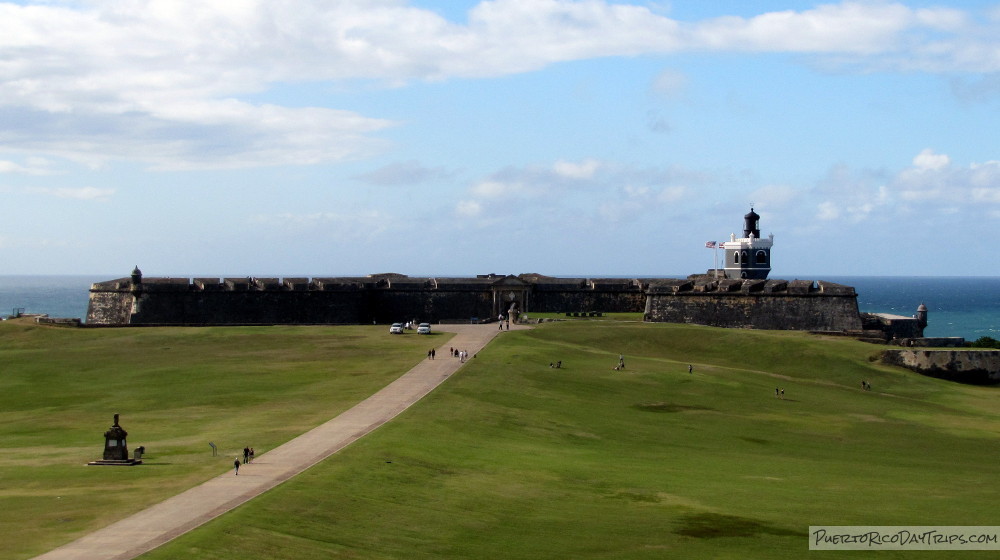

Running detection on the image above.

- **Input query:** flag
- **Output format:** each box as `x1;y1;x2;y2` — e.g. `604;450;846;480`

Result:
705;241;716;248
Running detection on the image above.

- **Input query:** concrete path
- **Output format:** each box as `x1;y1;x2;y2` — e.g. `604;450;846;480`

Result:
34;323;526;560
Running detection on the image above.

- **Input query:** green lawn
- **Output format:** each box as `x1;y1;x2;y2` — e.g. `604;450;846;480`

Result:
0;321;449;560
143;322;1000;559
5;320;1000;559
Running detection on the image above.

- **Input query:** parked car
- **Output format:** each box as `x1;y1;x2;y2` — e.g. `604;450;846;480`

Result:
417;323;431;334
389;323;404;334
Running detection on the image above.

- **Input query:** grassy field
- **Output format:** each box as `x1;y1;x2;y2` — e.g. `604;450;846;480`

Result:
6;319;1000;559
0;320;450;560
141;321;1000;559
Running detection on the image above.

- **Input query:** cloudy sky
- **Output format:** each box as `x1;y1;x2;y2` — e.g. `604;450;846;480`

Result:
1;0;998;278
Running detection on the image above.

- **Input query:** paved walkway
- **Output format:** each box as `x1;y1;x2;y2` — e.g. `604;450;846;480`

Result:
35;323;526;560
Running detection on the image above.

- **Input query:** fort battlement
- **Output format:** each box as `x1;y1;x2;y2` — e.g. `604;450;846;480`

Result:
86;270;878;335
86;272;656;326
643;277;863;331
82;212;923;336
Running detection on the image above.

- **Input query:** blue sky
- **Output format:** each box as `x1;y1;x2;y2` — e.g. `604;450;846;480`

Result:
1;0;999;278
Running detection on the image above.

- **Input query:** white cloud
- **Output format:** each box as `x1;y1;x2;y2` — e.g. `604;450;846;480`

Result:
54;187;114;200
816;201;839;221
553;159;600;180
0;1;997;171
693;3;913;54
0;158;54;175
471;179;523;198
811;152;1000;224
913;148;950;171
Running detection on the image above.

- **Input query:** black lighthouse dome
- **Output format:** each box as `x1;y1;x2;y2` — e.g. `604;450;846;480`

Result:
743;208;761;238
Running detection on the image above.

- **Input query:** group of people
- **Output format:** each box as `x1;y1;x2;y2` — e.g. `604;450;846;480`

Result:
861;380;872;391
775;387;785;399
497;314;510;330
449;347;470;362
234;445;255;475
426;348;436;360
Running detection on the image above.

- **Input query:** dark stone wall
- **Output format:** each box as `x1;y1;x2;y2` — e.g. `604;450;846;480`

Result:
860;313;924;340
131;291;368;325
644;293;863;332
85;274;867;332
530;291;645;313
369;289;494;324
86;275;653;325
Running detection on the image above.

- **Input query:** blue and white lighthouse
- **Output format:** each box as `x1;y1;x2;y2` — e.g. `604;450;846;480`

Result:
722;208;773;279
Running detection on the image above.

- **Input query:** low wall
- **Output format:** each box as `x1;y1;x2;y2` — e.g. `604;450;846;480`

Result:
881;349;1000;384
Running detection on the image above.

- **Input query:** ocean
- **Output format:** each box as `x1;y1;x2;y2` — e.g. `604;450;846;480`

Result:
1;275;997;340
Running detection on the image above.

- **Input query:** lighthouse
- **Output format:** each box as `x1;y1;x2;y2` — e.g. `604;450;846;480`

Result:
722;208;773;279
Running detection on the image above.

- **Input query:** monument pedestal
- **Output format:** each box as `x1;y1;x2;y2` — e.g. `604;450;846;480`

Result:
88;413;143;466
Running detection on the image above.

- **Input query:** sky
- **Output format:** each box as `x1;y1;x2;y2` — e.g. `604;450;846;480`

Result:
1;0;999;279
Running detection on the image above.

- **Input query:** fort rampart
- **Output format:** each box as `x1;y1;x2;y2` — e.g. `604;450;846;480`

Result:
86;271;873;334
643;278;863;332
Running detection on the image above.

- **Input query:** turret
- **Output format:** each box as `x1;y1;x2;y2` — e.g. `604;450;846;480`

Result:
916;303;928;330
722;208;773;280
132;266;142;292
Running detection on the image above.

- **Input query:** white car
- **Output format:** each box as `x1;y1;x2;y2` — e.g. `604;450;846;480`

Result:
417;323;431;334
389;323;404;334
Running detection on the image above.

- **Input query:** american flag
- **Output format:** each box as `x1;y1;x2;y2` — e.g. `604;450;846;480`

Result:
705;241;717;248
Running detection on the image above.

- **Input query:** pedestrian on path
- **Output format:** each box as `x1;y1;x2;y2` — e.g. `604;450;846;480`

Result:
234;458;240;475
249;448;254;463
243;446;250;464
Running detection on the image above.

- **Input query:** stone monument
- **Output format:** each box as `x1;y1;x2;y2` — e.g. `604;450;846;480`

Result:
88;413;142;466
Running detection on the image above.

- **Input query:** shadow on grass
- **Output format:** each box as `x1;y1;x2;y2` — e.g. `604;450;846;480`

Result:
632;402;715;413
675;512;805;539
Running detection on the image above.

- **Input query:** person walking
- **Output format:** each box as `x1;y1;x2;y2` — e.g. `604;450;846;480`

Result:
243;446;250;464
249;447;255;463
234;458;240;475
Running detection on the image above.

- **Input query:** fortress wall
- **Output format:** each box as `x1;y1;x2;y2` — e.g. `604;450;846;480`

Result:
370;289;494;323
86;273;868;331
128;290;367;325
530;290;646;313
644;293;863;331
881;349;1000;384
86;290;134;325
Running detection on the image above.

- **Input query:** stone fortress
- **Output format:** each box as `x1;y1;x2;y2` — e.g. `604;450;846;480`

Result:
85;208;929;342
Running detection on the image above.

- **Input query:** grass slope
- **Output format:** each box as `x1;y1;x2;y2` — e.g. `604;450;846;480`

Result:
0;321;449;560
133;321;1000;559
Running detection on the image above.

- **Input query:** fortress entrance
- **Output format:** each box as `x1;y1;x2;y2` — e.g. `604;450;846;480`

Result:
490;276;529;322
